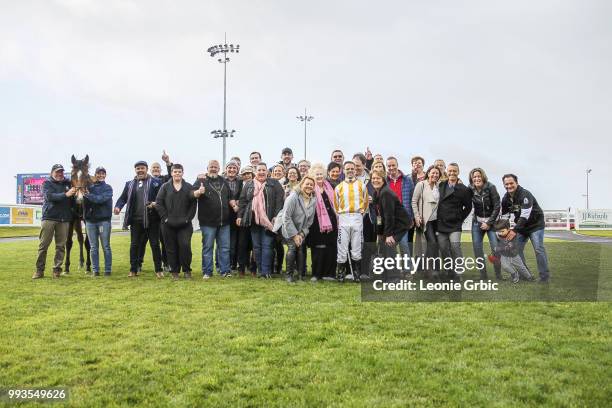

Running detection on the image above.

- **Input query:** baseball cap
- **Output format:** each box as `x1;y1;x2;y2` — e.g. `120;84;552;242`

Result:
95;166;107;174
282;147;293;155
51;164;64;172
240;165;254;175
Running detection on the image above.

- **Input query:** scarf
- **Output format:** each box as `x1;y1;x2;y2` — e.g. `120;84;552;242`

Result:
314;180;335;233
252;178;274;230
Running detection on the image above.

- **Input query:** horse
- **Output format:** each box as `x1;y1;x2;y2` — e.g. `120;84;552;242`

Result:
65;154;92;273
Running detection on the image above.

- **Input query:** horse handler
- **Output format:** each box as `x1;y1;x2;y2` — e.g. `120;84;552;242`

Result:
83;166;114;276
33;164;76;279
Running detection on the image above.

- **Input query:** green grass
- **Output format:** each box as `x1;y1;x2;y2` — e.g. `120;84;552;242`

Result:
576;230;612;238
0;236;610;407
0;227;41;238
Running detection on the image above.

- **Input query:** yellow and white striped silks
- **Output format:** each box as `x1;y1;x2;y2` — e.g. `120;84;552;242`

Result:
334;179;369;215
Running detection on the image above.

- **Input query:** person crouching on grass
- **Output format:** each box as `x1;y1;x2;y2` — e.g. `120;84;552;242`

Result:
493;219;533;283
275;175;316;283
155;164;200;280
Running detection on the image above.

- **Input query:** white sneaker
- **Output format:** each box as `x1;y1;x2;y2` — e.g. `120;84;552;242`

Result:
203;275;211;280
345;274;355;281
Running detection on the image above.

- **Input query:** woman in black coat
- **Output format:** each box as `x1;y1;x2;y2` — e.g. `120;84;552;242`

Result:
155;164;199;279
370;170;412;263
469;167;502;280
306;163;338;281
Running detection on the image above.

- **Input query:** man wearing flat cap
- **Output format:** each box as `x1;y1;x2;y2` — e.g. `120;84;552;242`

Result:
114;161;163;277
33;164;76;279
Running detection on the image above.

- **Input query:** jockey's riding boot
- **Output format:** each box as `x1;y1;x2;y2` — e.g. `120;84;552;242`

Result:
336;262;346;283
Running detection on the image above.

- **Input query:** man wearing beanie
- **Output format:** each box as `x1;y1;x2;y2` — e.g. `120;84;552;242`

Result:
114;160;163;277
225;160;242;272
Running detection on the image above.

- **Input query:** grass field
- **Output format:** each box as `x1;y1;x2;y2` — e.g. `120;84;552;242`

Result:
576;230;612;238
0;227;41;238
0;235;610;407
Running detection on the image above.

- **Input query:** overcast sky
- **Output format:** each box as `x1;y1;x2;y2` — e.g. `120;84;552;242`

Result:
1;0;611;210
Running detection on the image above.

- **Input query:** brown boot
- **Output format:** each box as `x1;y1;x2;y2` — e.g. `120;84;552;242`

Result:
32;271;44;279
128;271;137;277
53;270;61;278
251;272;257;278
156;272;164;279
171;272;179;280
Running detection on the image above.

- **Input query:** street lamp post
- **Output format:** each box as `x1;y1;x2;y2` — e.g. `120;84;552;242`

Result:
296;108;314;160
586;169;592;209
207;35;240;169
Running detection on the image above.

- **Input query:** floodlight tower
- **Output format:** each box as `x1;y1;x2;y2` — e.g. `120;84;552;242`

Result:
207;35;240;168
296;108;314;160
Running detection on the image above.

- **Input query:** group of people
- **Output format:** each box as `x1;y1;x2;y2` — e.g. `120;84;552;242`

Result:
33;147;550;284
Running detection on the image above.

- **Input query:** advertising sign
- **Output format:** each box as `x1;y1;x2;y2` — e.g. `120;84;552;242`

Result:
11;207;34;224
575;209;612;230
0;207;9;225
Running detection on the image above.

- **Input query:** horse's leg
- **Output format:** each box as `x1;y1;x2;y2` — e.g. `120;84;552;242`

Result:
65;220;74;273
85;227;91;272
75;220;85;271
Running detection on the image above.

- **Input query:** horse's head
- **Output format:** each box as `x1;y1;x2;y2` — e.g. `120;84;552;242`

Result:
71;154;91;203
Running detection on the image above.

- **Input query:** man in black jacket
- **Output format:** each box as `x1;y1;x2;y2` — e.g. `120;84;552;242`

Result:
149;150;174;271
114;161;163;277
195;160;234;279
34;164;76;279
501;174;549;282
436;163;473;280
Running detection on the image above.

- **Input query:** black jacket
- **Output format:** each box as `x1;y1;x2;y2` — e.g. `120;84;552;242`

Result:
501;185;545;235
238;178;285;228
114;176;163;228
226;177;243;223
436;181;473;233
470;182;501;225
375;185;412;240
156;163;174;183
41;177;73;222
83;181;113;222
193;176;232;227
306;189;337;247
155;180;197;228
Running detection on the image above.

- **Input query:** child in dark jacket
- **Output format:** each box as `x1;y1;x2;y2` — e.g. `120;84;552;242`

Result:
493;219;533;283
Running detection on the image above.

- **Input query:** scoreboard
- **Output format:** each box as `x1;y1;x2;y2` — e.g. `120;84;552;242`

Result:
16;173;49;205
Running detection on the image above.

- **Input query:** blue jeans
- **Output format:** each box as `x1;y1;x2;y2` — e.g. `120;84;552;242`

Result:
251;225;275;276
86;220;112;273
517;228;550;281
471;221;501;278
398;231;412;258
201;225;230;276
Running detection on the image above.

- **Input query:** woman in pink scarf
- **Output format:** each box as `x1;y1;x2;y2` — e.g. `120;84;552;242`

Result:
236;163;285;278
305;163;339;281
